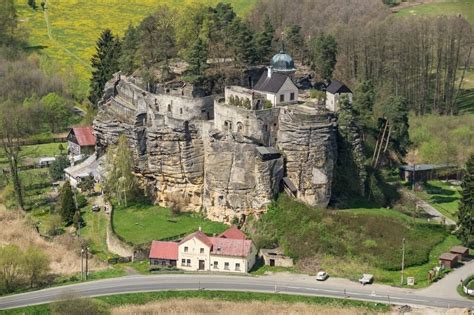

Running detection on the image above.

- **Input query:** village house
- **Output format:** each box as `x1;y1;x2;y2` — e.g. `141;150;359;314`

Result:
253;52;299;107
325;80;352;112
149;226;257;273
67;126;96;157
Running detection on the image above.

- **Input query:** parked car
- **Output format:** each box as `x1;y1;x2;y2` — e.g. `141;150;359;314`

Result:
316;271;329;281
359;274;374;285
92;204;100;212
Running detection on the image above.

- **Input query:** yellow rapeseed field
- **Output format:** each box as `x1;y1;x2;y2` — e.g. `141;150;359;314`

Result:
16;0;256;98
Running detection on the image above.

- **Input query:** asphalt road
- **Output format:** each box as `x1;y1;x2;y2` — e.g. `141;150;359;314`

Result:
1;274;473;311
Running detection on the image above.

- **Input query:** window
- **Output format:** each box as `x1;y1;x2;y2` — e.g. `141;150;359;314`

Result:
184;246;188;253
200;248;204;254
180;108;183;115
290;92;295;101
213;261;218;269
224;262;229;270
187;259;191;266
280;94;285;102
181;259;186;266
235;263;241;271
168;104;171;112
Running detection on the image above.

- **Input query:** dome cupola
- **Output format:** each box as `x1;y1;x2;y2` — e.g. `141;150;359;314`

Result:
270;51;296;73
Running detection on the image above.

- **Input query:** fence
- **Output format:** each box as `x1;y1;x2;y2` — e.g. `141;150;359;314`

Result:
4;137;67;147
462;275;474;297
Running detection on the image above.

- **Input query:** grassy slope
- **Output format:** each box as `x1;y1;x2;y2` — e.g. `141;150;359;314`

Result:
16;0;257;98
415;180;461;221
397;1;474;25
252;195;461;288
4;290;390;314
113;203;227;245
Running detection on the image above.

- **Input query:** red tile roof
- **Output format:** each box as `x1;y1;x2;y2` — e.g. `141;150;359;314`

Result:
179;231;213;248
218;226;247;240
149;241;178;260
71;127;96;147
209;237;253;257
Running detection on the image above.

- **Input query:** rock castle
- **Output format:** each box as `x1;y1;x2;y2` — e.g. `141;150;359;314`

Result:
94;52;348;222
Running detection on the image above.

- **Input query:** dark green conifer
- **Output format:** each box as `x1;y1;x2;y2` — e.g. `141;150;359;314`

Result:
457;155;474;247
88;29;121;107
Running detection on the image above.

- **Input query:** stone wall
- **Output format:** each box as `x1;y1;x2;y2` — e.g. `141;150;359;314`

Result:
213;102;279;146
94;75;337;222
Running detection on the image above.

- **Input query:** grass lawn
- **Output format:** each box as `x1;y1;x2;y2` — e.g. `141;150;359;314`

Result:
113;203;227;245
0;142;67;169
16;0;257;99
4;290;390;314
80;206;114;261
468;280;474;290
415;180;461;222
397;0;474;25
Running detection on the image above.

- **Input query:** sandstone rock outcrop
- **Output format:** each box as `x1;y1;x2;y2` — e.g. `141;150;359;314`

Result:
94;74;337;222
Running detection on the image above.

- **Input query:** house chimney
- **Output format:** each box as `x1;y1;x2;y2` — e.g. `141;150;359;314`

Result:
198;226;202;231
267;66;273;79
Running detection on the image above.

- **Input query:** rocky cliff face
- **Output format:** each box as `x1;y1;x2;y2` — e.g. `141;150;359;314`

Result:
204;131;284;222
277;105;337;208
94;75;337;223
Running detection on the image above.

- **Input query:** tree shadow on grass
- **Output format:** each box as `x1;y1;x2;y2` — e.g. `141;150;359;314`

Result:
430;196;459;204
423;182;455;196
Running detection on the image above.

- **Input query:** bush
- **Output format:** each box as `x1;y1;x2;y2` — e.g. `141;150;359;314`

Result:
76;193;88;209
44;214;63;236
167;193;189;217
50;293;110;315
49;155;70;181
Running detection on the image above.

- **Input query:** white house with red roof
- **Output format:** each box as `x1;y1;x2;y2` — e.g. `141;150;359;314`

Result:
149;227;256;273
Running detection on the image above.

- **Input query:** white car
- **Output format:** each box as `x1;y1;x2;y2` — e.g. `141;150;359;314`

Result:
359;274;374;285
316;271;329;281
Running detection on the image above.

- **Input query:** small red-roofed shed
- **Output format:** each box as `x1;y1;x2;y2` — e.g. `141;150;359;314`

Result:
149;241;178;267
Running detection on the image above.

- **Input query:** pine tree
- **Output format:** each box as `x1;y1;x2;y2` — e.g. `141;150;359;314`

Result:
255;15;274;63
59;181;76;224
234;22;257;65
457;154;474;247
27;0;37;10
88;29;121;107
310;34;338;80
119;24;139;75
186;38;208;77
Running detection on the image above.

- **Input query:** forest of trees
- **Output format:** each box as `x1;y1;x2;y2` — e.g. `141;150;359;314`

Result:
250;0;473;116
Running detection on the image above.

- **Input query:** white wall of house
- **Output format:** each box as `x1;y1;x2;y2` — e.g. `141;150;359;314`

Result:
176;236;256;273
178;238;211;271
326;92;353;112
273;78;299;106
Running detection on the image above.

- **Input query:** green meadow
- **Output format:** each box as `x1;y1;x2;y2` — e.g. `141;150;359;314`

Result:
16;0;257;99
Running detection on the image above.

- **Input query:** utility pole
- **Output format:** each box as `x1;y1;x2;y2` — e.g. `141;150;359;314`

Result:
85;247;89;280
401;238;406;286
81;248;84;281
412;165;416;191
